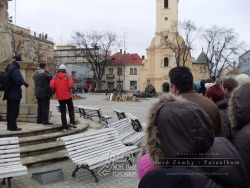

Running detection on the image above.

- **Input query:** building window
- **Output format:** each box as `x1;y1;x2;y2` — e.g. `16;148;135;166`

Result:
86;63;91;68
165;35;168;40
100;68;105;75
130;68;133;75
203;67;206;73
39;42;44;49
55;51;60;56
62;57;67;63
63;51;68;55
130;81;137;90
47;57;52;62
117;81;123;89
164;57;169;67
39;55;45;62
109;68;113;75
199;67;202;73
11;34;15;41
48;45;52;51
70;51;75;56
134;68;137;75
164;0;168;8
77;57;83;62
101;81;106;90
70;57;75;62
117;68;122;75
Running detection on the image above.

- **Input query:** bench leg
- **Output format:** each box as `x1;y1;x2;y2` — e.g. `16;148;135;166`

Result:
72;165;79;177
7;177;12;188
2;178;6;185
126;157;133;166
2;177;13;188
85;167;99;182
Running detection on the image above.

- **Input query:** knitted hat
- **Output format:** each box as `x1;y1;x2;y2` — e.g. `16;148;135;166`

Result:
14;55;22;62
59;64;66;70
205;82;215;89
39;63;46;69
137;154;157;179
235;74;250;86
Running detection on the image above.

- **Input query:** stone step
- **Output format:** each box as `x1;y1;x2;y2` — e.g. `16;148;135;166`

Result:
21;149;68;166
0;123;64;138
19;123;88;146
20;140;65;157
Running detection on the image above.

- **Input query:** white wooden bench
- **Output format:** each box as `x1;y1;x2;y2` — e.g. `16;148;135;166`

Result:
125;112;146;132
57;128;139;182
113;109;126;120
55;105;79;113
78;105;112;124
107;118;145;146
0;137;27;188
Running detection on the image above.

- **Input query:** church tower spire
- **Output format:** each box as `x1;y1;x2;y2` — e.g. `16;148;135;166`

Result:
156;0;179;33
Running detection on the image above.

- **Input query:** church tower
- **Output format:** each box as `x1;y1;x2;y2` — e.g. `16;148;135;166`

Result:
155;0;179;46
139;0;205;92
156;0;179;33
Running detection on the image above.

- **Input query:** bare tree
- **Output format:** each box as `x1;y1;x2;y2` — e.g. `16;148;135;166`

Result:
158;20;202;67
11;33;25;56
71;30;120;90
201;26;247;80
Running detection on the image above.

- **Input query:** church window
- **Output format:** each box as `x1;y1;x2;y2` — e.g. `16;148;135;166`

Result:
164;0;169;9
164;57;169;67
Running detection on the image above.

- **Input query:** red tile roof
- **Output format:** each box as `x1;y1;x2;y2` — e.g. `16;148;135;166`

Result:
109;52;142;65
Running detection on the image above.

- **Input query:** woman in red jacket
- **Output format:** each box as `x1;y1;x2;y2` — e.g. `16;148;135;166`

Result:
50;64;77;131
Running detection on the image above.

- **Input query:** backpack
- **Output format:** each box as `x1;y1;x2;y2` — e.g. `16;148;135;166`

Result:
0;65;16;92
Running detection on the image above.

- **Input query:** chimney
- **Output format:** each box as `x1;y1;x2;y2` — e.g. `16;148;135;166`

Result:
142;55;145;60
124;51;126;54
120;49;122;54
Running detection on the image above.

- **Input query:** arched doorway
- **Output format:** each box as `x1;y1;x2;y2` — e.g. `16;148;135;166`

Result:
162;82;170;93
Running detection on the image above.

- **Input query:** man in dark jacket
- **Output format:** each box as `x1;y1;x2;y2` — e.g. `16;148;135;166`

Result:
229;82;250;181
206;84;235;143
143;93;248;187
4;55;29;131
33;63;53;125
169;66;224;137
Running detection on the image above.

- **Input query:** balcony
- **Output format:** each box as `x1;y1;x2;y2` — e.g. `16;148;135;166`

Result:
106;74;114;78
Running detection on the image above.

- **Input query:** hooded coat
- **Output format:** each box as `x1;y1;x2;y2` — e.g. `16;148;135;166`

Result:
3;61;25;100
50;70;73;100
229;82;250;181
144;93;248;188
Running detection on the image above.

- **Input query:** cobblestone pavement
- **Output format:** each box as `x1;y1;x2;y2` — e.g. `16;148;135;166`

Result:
2;93;158;188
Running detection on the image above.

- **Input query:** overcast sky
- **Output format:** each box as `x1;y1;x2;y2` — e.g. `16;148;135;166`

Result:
8;0;250;59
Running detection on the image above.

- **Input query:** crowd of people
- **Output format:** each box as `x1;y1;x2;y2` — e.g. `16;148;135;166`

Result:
137;66;250;188
4;59;77;132
4;57;250;187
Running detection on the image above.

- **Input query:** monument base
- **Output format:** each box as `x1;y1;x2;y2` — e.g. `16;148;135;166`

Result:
0;104;37;123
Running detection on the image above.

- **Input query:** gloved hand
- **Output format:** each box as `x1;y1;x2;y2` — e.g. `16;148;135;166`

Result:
24;82;29;88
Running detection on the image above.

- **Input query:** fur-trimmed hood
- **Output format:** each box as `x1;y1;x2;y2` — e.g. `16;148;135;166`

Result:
229;82;250;129
145;93;215;162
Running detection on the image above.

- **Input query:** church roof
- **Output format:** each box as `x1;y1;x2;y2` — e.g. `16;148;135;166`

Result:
194;51;211;64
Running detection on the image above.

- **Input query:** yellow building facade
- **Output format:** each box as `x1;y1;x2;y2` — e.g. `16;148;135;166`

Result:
140;0;210;92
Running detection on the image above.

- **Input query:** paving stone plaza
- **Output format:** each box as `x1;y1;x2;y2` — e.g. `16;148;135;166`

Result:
0;93;158;188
